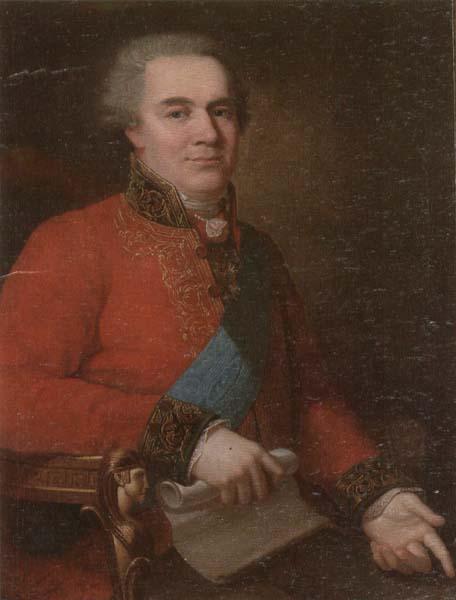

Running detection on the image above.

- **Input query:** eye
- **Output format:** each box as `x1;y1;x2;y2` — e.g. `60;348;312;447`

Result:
212;107;234;120
167;109;187;120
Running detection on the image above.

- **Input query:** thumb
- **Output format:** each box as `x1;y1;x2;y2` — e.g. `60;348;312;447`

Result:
260;452;285;482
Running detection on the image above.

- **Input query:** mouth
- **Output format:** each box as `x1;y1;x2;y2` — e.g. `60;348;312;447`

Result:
188;156;223;164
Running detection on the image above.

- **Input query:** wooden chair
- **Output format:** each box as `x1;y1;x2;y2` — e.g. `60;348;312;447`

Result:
0;449;156;600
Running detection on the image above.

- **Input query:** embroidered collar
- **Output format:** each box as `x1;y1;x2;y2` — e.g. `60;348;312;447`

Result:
122;155;242;304
125;156;191;229
125;155;236;230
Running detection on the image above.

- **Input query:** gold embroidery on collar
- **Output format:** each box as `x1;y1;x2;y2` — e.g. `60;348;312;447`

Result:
125;157;191;229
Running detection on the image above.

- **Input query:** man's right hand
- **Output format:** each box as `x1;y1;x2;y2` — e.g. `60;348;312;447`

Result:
191;427;285;505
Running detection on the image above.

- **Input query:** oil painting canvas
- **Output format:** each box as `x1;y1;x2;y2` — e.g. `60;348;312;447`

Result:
1;2;455;599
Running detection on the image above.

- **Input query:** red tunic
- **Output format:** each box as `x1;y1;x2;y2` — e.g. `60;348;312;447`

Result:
0;193;375;478
0;192;376;599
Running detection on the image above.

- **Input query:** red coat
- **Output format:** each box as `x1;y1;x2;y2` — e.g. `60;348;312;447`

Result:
0;190;376;599
0;192;375;482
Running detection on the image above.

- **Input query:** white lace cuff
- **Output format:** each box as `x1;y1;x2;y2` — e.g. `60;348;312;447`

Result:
363;487;424;522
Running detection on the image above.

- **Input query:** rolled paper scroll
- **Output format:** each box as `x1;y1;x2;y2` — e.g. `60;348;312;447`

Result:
157;448;299;512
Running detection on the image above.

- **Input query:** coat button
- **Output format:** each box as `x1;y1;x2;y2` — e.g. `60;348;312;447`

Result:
208;284;222;298
195;245;207;259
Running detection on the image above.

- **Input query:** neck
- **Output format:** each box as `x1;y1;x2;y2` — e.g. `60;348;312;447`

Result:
179;193;225;219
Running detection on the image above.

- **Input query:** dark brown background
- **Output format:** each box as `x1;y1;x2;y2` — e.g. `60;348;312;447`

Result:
1;0;455;498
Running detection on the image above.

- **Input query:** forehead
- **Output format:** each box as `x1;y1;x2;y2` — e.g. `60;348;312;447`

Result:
129;467;146;479
142;55;231;103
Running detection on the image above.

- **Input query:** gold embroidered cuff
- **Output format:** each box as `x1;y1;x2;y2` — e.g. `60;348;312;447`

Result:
140;394;217;486
334;456;417;524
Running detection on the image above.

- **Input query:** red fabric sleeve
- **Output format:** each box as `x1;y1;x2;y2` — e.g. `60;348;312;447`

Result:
279;264;377;491
0;216;158;455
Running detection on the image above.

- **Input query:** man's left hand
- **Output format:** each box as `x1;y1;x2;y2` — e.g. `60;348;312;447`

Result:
362;492;455;577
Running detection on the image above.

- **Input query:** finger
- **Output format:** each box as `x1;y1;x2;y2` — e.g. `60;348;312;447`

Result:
395;545;430;574
236;476;253;505
380;546;414;575
405;497;446;527
377;546;399;570
249;464;269;501
260;453;285;485
405;541;432;573
370;542;391;571
423;531;456;578
220;485;236;506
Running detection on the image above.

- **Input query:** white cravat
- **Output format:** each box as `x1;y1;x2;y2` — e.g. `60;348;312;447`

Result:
179;192;228;239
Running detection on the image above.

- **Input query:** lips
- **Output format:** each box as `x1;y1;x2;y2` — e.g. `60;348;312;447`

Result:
188;156;222;163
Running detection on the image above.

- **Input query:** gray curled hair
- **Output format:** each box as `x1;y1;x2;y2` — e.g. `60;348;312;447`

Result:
100;33;250;132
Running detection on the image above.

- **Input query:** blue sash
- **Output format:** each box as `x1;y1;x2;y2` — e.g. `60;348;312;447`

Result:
168;227;272;429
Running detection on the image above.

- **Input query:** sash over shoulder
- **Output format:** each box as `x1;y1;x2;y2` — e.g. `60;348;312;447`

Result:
140;224;273;484
128;159;274;485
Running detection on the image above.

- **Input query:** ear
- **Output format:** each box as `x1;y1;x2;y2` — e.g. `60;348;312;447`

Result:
125;124;145;150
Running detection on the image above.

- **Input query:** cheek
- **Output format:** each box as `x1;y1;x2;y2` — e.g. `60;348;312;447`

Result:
224;127;240;154
145;124;188;155
225;136;240;166
129;483;142;497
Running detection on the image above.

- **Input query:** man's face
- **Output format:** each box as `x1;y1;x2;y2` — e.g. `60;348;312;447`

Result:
126;55;240;201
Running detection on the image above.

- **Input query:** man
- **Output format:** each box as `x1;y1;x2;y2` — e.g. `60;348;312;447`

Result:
0;33;454;599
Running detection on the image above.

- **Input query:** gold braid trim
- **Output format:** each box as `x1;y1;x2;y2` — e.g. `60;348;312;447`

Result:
335;456;417;523
140;394;217;485
125;156;190;229
116;157;228;356
115;200;224;357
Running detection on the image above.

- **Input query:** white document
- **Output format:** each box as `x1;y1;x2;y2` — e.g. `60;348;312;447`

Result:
158;449;331;582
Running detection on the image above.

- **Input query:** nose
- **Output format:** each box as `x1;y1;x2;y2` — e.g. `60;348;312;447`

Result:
193;110;219;145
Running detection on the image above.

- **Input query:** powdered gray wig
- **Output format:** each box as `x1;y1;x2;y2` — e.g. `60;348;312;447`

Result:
101;33;249;132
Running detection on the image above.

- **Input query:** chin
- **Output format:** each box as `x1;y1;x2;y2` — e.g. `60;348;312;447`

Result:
184;173;229;199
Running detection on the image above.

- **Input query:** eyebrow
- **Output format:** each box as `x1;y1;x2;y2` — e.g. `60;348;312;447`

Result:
159;96;238;109
159;97;193;106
